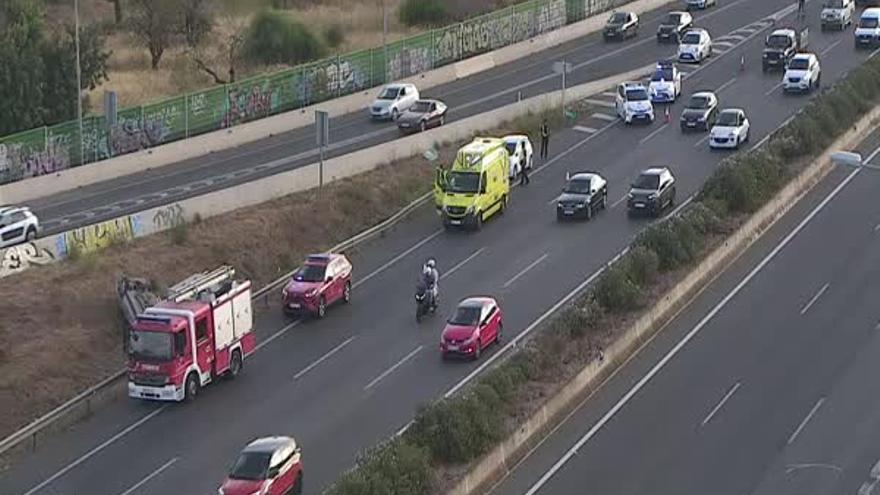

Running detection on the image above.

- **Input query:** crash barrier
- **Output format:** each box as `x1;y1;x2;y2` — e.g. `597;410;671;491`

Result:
444;102;880;495
0;62;655;460
0;0;676;205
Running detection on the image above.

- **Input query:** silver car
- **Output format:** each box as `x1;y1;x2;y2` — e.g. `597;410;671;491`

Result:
0;206;41;248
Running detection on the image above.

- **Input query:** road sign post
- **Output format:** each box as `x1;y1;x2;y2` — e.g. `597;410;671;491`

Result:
552;60;573;118
315;110;329;194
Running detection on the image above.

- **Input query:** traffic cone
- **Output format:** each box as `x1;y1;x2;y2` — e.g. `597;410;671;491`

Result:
740;54;745;72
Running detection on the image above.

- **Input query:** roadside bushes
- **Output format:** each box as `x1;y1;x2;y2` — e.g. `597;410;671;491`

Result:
245;9;324;66
399;0;449;27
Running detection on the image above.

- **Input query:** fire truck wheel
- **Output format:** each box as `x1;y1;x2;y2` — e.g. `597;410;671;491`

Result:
228;350;242;379
184;373;199;402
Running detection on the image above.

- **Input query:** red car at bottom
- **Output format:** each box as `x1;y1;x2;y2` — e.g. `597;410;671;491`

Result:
219;436;303;495
282;254;353;318
440;297;503;360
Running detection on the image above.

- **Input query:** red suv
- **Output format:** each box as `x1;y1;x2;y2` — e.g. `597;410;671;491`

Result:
219;436;303;495
440;297;503;360
283;254;352;318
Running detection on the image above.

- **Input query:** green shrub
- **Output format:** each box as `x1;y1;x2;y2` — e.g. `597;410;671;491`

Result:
408;391;504;464
398;0;448;27
245;9;324;65
323;23;345;49
594;264;642;312
330;439;433;495
622;246;659;287
559;297;604;338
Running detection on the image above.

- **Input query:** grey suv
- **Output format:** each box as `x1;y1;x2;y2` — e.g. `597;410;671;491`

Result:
627;167;677;217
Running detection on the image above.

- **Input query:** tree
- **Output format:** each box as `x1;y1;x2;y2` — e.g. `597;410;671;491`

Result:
189;14;245;84
105;0;123;25
182;0;214;47
128;0;180;69
0;0;47;135
41;24;111;125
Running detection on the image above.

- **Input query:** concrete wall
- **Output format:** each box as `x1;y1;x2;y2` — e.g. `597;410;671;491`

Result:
444;104;880;495
0;0;673;206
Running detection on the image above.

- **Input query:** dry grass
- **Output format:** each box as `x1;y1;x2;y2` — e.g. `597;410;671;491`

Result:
0;148;449;439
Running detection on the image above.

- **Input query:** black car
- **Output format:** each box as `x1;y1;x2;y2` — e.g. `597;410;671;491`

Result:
627;167;676;217
657;11;693;43
396;99;448;134
556;172;608;221
604;11;639;41
680;91;718;131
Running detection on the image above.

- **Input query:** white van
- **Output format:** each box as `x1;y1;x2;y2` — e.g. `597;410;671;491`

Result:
855;8;880;48
821;0;854;30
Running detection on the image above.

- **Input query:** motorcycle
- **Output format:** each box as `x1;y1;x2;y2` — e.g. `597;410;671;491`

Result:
415;281;437;322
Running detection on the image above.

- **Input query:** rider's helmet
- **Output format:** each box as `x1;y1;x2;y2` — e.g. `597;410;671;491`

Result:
426;258;436;269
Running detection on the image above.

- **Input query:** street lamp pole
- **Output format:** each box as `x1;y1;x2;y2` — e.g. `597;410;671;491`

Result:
382;0;388;83
74;0;85;165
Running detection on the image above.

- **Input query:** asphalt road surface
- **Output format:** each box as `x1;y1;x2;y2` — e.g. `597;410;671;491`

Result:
2;0;872;494
489;128;880;495
31;0;793;235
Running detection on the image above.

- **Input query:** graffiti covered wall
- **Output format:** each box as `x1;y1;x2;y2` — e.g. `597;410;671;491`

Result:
59;216;141;256
0;242;56;279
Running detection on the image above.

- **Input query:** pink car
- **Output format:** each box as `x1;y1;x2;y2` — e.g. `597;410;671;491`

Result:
219;436;303;495
440;297;503;360
282;254;352;318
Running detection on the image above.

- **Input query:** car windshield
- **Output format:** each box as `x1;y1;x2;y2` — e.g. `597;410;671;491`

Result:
294;264;326;283
609;12;628;23
664;13;681;25
378;87;400;100
717;111;740;126
766;34;792;48
447;171;482;194
788;58;810;70
860;17;879;28
564;178;592;194
633;173;661;190
229;452;271;481
823;0;844;7
129;331;173;361
448;305;481;326
651;67;674;81
687;95;712;109
410;101;431;113
625;88;649;101
504;142;517;155
681;32;701;44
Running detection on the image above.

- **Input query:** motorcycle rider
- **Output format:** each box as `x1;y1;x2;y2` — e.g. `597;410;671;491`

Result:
422;258;439;309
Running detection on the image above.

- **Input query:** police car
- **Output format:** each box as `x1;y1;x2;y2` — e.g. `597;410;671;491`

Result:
615;82;655;124
648;60;682;103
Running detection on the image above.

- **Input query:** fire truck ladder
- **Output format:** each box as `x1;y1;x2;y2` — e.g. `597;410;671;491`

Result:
167;265;236;303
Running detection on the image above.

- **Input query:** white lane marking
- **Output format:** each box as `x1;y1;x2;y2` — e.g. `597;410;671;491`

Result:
725;34;747;42
663;195;695;220
750;114;797;152
611;194;628;209
713;40;736;49
694;133;712;148
23;407;167;495
701;382;741;426
354;229;444;288
395;420;415;437
573;125;598;134
712;48;728;55
583;98;615;108
532;120;619;179
442;248;486;280
800;282;830;315
293;336;356;380
764;82;783;97
871;46;880;59
591;112;618;122
786;463;842;475
787;397;826;445
820;39;842;57
364;345;424;391
503;253;549;289
873;223;880;232
118;457;179;495
716;77;738;94
523;165;863;495
639;123;669;145
255;321;300;352
601;92;617;98
444;247;626;399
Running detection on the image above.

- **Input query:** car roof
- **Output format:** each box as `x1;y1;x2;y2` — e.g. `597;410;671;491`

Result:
641;167;669;175
684;27;707;35
305;253;347;265
385;83;414;90
569;172;601;181
863;8;880;16
770;28;795;35
719;108;744;114
792;53;813;60
0;206;28;215
667;10;688;16
503;134;529;142
415;98;440;104
243;436;296;454
459;296;496;307
623;81;647;89
691;90;715;97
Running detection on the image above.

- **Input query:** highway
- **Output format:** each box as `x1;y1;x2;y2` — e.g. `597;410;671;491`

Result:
0;0;869;494
489;129;880;495
31;0;790;235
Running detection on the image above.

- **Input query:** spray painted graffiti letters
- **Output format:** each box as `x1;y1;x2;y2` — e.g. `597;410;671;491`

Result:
0;242;55;279
0;136;72;183
152;203;185;230
63;217;136;256
223;85;277;128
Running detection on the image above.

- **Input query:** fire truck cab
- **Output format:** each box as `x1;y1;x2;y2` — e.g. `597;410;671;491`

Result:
128;266;255;402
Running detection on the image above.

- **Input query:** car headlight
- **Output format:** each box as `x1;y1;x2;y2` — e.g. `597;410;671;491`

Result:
557;202;565;208
305;288;318;297
628;192;634;199
465;205;475;214
648;193;658;199
763;53;769;58
697;115;707;121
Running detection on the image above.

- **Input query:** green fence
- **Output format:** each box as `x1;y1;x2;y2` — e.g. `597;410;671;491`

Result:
0;0;624;186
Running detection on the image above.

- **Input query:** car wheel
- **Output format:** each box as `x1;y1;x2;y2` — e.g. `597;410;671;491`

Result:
585;204;593;220
227;350;242;379
317;297;326;319
343;281;351;303
499;194;508;214
439;115;445;126
670;187;677;207
473;338;482;360
473;211;482;231
601;191;608;210
391;108;399;121
25;227;36;241
184;373;199;403
496;323;503;343
420;120;427;132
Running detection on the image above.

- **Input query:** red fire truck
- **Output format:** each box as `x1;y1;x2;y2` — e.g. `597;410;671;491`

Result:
127;265;256;402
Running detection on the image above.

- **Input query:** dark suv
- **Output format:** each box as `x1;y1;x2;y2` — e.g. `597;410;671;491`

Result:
627;167;677;217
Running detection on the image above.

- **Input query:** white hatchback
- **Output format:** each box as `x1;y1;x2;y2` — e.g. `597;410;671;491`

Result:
0;206;41;248
783;53;821;93
678;28;713;63
369;83;420;121
709;108;750;149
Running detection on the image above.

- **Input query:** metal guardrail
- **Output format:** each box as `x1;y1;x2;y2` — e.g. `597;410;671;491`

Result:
0;191;433;458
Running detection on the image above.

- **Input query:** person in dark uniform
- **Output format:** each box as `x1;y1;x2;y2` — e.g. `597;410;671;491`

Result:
540;119;550;160
519;160;530;185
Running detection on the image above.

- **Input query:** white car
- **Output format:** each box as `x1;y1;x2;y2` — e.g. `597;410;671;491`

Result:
615;82;655;124
0;206;40;248
678;28;713;63
783;53;821;93
503;135;534;180
648;60;682;103
821;0;854;30
709;108;750;149
369;83;420;120
685;0;717;10
855;8;880;48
